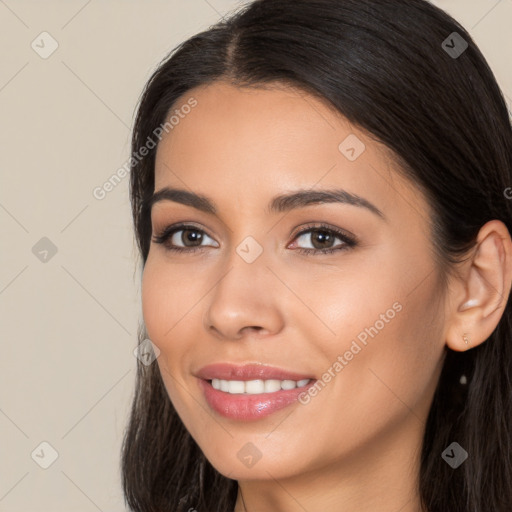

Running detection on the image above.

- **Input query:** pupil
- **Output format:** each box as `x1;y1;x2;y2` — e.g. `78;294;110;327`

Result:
184;229;202;246
313;231;332;249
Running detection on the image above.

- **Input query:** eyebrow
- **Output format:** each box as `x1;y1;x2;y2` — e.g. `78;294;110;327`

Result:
148;187;386;220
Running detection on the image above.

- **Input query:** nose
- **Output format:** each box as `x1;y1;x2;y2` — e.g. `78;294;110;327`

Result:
203;254;285;341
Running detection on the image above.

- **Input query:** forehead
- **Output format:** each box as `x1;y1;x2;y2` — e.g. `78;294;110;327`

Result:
153;81;428;224
156;81;364;168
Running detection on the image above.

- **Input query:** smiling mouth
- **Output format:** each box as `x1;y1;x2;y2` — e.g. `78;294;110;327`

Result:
198;376;318;421
196;362;317;419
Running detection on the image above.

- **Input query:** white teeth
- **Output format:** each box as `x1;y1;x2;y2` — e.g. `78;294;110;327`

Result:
264;379;282;393
245;379;265;394
210;378;311;394
228;380;245;394
281;379;297;390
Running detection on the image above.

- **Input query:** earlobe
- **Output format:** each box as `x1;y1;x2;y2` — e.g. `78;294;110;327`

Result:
445;220;512;352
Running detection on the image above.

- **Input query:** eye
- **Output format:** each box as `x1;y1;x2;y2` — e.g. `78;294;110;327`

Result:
289;223;357;255
152;223;218;253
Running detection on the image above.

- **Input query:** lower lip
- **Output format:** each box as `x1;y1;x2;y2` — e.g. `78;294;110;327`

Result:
198;378;316;421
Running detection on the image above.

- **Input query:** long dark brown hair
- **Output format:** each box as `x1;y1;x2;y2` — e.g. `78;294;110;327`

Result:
121;1;512;510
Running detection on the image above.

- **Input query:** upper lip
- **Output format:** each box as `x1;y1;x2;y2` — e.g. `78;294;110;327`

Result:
196;363;314;381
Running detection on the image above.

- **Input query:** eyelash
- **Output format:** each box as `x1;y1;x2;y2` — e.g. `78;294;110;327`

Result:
151;222;357;255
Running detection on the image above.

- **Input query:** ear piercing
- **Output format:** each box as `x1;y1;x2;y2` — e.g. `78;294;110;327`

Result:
460;333;471;386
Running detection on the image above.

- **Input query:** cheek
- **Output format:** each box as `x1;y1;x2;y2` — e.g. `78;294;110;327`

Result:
141;258;185;348
306;247;444;408
288;253;401;350
141;262;165;343
141;256;211;387
336;269;444;418
141;256;198;342
141;259;196;412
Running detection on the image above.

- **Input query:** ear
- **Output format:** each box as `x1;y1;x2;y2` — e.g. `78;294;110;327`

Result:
445;220;512;352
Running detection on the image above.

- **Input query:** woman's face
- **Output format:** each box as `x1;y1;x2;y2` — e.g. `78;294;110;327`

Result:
142;81;448;480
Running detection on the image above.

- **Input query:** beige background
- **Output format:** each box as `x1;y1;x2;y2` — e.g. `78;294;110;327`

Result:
0;1;510;511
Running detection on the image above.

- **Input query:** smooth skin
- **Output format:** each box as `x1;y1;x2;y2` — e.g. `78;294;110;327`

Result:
141;81;512;512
